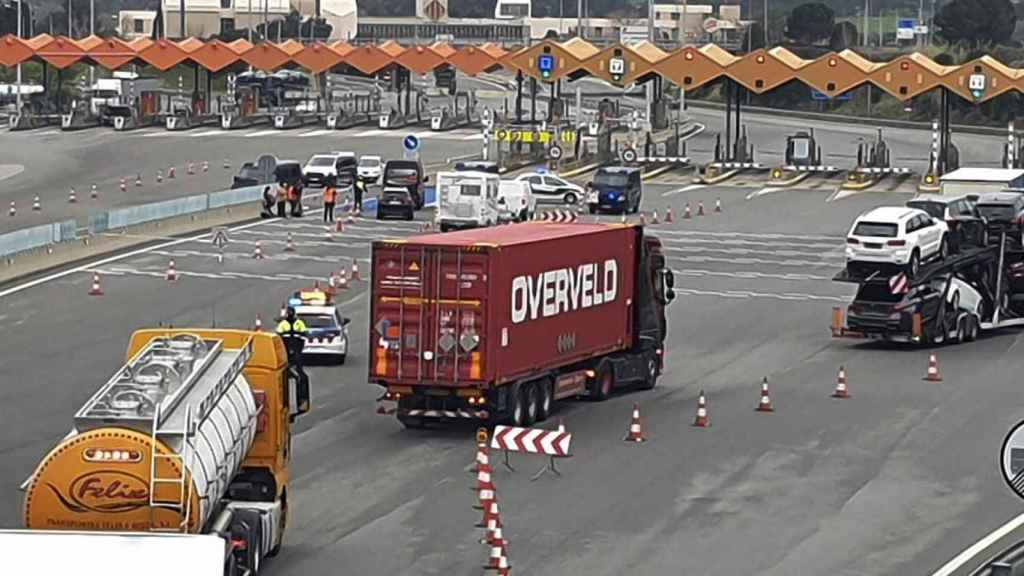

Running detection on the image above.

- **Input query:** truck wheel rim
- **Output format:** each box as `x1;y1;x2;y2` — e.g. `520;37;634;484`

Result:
602;373;612;396
527;387;537;421
542;386;551;414
513;398;523;424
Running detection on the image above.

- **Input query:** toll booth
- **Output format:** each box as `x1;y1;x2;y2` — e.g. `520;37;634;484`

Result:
379;90;429;130
326;90;381;129
844;129;913;188
165;91;221;131
221;85;269;130
272;94;322;130
9;94;61;131
430;91;479;131
492;122;577;171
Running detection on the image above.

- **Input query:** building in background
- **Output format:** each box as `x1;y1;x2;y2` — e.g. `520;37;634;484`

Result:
117;10;157;40
494;0;530;20
160;0;356;41
417;0;449;21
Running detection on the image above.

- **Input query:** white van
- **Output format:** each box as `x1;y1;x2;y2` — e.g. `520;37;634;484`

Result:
497;179;536;222
436;171;502;231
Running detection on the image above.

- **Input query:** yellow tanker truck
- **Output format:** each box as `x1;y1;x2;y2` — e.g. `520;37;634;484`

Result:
7;329;309;576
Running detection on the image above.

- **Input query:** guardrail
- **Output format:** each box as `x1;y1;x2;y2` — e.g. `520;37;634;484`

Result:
1;185;264;259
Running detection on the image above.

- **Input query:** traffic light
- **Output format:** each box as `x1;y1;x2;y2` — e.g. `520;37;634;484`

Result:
538;54;555;80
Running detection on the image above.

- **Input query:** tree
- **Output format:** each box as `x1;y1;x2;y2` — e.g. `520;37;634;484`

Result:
785;2;835;45
935;0;1016;48
829;21;857;51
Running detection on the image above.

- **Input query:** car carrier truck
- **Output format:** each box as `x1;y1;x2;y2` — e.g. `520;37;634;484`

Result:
370;222;676;428
3;329;310;575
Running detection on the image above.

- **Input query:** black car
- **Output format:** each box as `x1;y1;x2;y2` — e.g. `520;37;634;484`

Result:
976;192;1024;246
455;161;500;174
377;187;416;220
383;160;427;209
587;166;643;214
846;277;948;337
232;154;278;189
905;195;987;251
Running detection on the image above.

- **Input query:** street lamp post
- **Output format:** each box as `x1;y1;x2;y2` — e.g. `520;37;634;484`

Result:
16;0;22;114
90;0;95;85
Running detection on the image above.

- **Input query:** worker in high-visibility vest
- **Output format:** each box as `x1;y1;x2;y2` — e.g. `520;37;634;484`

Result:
323;176;337;223
277;306;308;373
276;184;288;218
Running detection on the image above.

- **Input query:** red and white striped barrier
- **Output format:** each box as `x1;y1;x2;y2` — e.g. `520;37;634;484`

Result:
490;424;572;480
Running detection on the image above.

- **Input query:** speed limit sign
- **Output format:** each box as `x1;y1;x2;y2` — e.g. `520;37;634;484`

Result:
621;147;638;163
549;144;563;160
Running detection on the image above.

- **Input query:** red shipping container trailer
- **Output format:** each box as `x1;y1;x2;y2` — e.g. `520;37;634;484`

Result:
369;222;675;428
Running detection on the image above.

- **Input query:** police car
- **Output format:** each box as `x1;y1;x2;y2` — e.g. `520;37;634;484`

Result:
285;287;351;363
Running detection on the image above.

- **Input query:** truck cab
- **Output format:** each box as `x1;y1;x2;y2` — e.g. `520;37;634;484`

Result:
436;170;502;231
497;179;536;223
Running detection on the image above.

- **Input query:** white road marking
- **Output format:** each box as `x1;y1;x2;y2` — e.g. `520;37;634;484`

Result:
670;255;839;268
654;229;845;242
352;129;387;137
930;512;1024;576
745;187;781;200
662;184;705;197
299;129;334;137
245;129;278;138
190;129;222;137
673;268;834;282
672;286;847;303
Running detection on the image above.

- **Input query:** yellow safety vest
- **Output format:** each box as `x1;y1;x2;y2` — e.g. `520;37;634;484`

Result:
276;319;308;335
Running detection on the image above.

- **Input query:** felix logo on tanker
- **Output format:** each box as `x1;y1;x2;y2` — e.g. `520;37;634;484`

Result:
511;259;619;324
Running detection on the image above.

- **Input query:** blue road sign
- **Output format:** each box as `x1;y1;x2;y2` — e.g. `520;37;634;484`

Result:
898;18;917;30
538;54;555;75
403;134;420;152
811;89;851;102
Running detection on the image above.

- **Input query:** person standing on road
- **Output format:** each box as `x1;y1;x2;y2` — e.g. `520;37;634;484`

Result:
323;177;337;223
354;178;365;213
276;183;288;218
276;306;308;377
288;182;302;217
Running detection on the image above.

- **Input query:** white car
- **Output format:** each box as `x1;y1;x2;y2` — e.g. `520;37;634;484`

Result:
302;152;356;188
846;206;950;277
515;173;586;206
295;304;350;363
497;179;536;222
358;155;383;184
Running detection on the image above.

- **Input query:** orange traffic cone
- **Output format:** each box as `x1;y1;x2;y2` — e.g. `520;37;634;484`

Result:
135;174;142;187
925;353;942;382
202;161;209;173
715;197;722;213
187;162;195;175
665;206;674;223
8;201;15;217
324;226;334;242
684;202;692;219
693;389;710;427
284;233;295;252
67;188;77;203
832;366;850;398
165;259;178;282
697;201;705;216
651;209;660;224
335;219;344;232
167;166;175;179
351;260;361;281
88;272;104;296
337;273;349;290
623;403;646;442
156;169;163;184
639;212;647;226
120;177;127;192
756;377;774;412
346;208;356;223
32;196;40;211
253;314;263;331
253;241;264;259
90;184;98;199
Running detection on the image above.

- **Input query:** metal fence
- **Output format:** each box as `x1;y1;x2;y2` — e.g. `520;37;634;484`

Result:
0;184;264;259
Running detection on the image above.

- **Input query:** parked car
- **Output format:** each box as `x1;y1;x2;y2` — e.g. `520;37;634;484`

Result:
377;186;416;220
383;160;427;209
846;273;982;342
455;160;501;174
303;152;357;188
497;179;536;222
976;192;1024;247
846;206;949;277
358;155;383;184
906;195;987;250
514;172;586;206
586;166;643;214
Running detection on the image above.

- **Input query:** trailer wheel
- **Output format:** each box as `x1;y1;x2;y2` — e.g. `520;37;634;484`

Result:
510;386;527;426
591;366;614;401
536;380;553;422
908;250;921;277
939;234;950;260
967;316;980;341
956;317;966;344
523;383;539;426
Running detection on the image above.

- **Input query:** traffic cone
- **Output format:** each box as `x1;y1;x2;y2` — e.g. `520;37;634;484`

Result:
925;353;942;382
156;169;163;184
120;177;127;192
253;241;264;259
253;314;263;331
756;377;774;412
165;259;177;282
8;201;14;217
351;259;361;281
485;538;510;570
346;208;356;223
474;442;490;475
715;197;722;213
335;219;344;233
135;173;142;187
324;226;333;242
88;272;104;296
32;196;40;211
651;209;660;224
67;188;76;203
473;463;496;502
684;202;692;219
620;212;627;224
698;201;705;216
284;233;295;252
832;366;850;398
693;389;710;427
90;184;98;199
623;403;646;443
665;206;674;223
202;161;209;173
639;212;646;226
187;162;195;176
223;158;230;170
167;166;175;179
337;273;349;290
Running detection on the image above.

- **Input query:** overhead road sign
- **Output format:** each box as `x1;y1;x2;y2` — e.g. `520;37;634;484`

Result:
495;129;575;144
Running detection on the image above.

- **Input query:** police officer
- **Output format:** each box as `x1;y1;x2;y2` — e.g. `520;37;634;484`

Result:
277;306;308;375
353;178;366;213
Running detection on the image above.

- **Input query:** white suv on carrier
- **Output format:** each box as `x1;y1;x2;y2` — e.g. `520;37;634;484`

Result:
846;206;949;277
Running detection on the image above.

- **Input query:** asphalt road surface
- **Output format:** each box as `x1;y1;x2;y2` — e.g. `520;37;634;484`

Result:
3;182;1024;575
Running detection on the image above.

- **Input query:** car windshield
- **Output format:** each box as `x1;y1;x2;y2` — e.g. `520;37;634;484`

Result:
298;314;337;329
595;173;629;187
855;283;905;303
454;183;481;197
386;169;419;184
852;221;899;237
359;157;380;167
977;204;1017;222
547;177;567;186
309;157;335;167
906;201;944;219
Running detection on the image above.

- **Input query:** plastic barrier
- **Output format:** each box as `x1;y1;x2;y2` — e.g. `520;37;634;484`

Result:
0;220;76;258
107;194;209;229
208;185;264;209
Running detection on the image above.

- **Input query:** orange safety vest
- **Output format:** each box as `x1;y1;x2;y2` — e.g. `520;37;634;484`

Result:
323;186;337;203
287;185;299;201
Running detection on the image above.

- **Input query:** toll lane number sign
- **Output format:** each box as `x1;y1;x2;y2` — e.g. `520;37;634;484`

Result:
609;58;625;78
969;74;987;99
